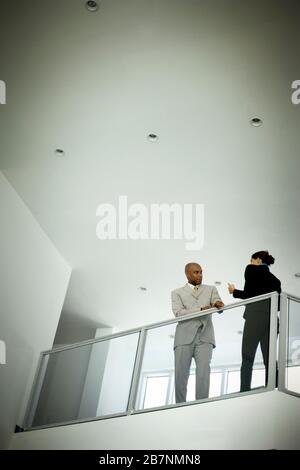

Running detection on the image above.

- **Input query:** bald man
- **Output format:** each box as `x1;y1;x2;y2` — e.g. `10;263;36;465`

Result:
171;263;224;403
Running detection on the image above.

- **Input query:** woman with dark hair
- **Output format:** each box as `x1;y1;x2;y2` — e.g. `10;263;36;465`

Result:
228;251;281;392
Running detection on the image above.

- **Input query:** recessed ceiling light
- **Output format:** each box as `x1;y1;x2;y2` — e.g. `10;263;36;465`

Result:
147;133;158;142
55;149;65;157
85;1;99;12
294;273;300;278
250;117;263;127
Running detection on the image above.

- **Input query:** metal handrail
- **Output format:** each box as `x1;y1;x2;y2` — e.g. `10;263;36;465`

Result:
41;291;278;355
282;292;300;302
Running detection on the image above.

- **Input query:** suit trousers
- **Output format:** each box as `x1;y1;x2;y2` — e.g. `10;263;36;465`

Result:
174;327;213;403
240;314;270;392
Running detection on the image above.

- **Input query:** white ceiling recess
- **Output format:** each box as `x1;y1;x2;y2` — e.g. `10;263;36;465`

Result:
1;0;300;332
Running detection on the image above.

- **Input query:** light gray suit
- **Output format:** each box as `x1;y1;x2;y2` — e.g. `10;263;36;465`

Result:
171;283;222;403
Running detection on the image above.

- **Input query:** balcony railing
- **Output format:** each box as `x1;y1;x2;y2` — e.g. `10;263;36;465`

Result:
22;291;300;431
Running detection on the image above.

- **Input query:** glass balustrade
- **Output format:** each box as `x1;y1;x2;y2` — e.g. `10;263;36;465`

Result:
279;294;300;397
23;292;279;430
135;297;277;411
25;333;140;428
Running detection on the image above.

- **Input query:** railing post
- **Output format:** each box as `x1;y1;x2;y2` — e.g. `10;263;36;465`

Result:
22;354;49;429
266;292;279;391
127;329;147;413
278;293;288;392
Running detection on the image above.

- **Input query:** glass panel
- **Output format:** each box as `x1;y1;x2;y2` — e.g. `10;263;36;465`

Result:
227;368;265;394
186;373;196;402
187;370;222;399
136;298;272;410
286;299;300;394
227;370;240;393
26;295;276;428
251;368;265;388
286;366;300;392
30;333;139;427
170;372;198;405
135;324;176;410
143;375;169;409
211;299;270;395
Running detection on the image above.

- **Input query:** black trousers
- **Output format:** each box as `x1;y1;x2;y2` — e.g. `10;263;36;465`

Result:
240;305;270;392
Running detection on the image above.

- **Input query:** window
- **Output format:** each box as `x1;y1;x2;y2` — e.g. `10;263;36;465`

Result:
143;375;170;409
139;364;267;410
227;368;265;394
287;365;300;394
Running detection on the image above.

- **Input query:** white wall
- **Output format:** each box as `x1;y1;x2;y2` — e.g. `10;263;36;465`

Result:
53;325;97;346
9;391;300;450
0;171;71;449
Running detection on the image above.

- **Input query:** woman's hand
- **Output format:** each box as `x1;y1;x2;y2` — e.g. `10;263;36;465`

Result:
228;283;235;295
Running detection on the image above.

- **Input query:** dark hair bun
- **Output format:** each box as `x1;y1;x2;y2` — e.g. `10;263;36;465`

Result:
251;250;275;265
265;254;275;265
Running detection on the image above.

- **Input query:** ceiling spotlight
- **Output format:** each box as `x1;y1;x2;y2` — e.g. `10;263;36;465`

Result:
147;133;158;142
55;149;65;157
294;273;300;278
85;1;99;12
139;286;147;291
250;117;263;127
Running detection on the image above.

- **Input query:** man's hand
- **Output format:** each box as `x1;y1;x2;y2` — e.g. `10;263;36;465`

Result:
213;300;224;309
200;305;211;311
228;283;235;295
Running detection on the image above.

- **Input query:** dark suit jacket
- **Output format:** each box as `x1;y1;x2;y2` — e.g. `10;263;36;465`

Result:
233;264;281;319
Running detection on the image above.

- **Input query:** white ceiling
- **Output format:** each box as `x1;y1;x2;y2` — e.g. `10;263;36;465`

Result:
1;0;300;333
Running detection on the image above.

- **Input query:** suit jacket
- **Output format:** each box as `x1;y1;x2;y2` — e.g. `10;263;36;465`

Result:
233;264;281;319
171;283;222;348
